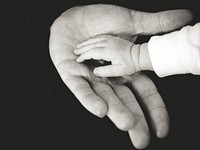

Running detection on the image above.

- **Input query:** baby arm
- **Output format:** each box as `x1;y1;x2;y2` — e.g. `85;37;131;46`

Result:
74;35;153;77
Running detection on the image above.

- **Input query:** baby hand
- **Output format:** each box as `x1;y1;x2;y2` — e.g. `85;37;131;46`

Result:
74;35;139;77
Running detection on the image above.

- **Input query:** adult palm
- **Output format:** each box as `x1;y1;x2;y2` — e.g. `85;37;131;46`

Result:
49;4;192;149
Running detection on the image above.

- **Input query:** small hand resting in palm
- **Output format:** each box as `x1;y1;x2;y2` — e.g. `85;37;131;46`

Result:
75;22;200;78
74;35;153;77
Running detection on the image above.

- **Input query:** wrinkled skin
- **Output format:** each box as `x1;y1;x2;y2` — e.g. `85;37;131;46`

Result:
49;4;192;149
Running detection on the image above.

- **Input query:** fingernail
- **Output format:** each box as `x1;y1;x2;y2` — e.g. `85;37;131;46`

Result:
76;57;81;62
77;44;81;48
74;49;78;54
94;69;100;76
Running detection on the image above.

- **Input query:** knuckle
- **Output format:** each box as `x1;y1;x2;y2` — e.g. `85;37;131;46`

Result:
121;96;136;105
72;83;90;94
158;13;165;32
149;106;166;114
98;89;111;97
82;92;94;100
140;89;158;100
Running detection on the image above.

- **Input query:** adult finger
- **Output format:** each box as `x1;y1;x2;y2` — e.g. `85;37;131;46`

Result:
92;81;135;131
56;60;108;118
131;9;193;35
131;73;170;138
66;76;108;118
113;85;150;149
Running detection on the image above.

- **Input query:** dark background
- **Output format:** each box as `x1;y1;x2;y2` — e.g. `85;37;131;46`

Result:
3;0;200;149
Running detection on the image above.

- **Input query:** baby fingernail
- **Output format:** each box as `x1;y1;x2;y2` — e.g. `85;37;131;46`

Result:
74;49;79;55
94;69;100;75
76;57;80;62
77;44;81;48
77;57;84;63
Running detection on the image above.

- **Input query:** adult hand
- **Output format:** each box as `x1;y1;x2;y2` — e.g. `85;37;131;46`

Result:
49;4;192;149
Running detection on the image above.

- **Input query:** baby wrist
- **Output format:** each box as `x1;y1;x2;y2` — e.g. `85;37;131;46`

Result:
130;43;153;72
130;44;142;73
139;43;154;71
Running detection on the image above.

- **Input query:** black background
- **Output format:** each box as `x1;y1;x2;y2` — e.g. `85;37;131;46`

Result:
3;0;200;149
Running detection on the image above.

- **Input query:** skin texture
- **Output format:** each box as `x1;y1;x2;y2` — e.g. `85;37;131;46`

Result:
49;4;192;149
74;35;154;77
75;35;136;77
74;35;153;77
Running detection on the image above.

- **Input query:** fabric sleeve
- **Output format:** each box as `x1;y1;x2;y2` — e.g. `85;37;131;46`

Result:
148;23;200;77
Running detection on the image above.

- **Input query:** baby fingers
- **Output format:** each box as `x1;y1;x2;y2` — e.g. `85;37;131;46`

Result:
74;41;106;55
76;35;112;48
94;65;122;77
76;47;109;62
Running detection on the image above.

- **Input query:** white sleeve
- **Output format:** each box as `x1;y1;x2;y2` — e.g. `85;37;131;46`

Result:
148;23;200;77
